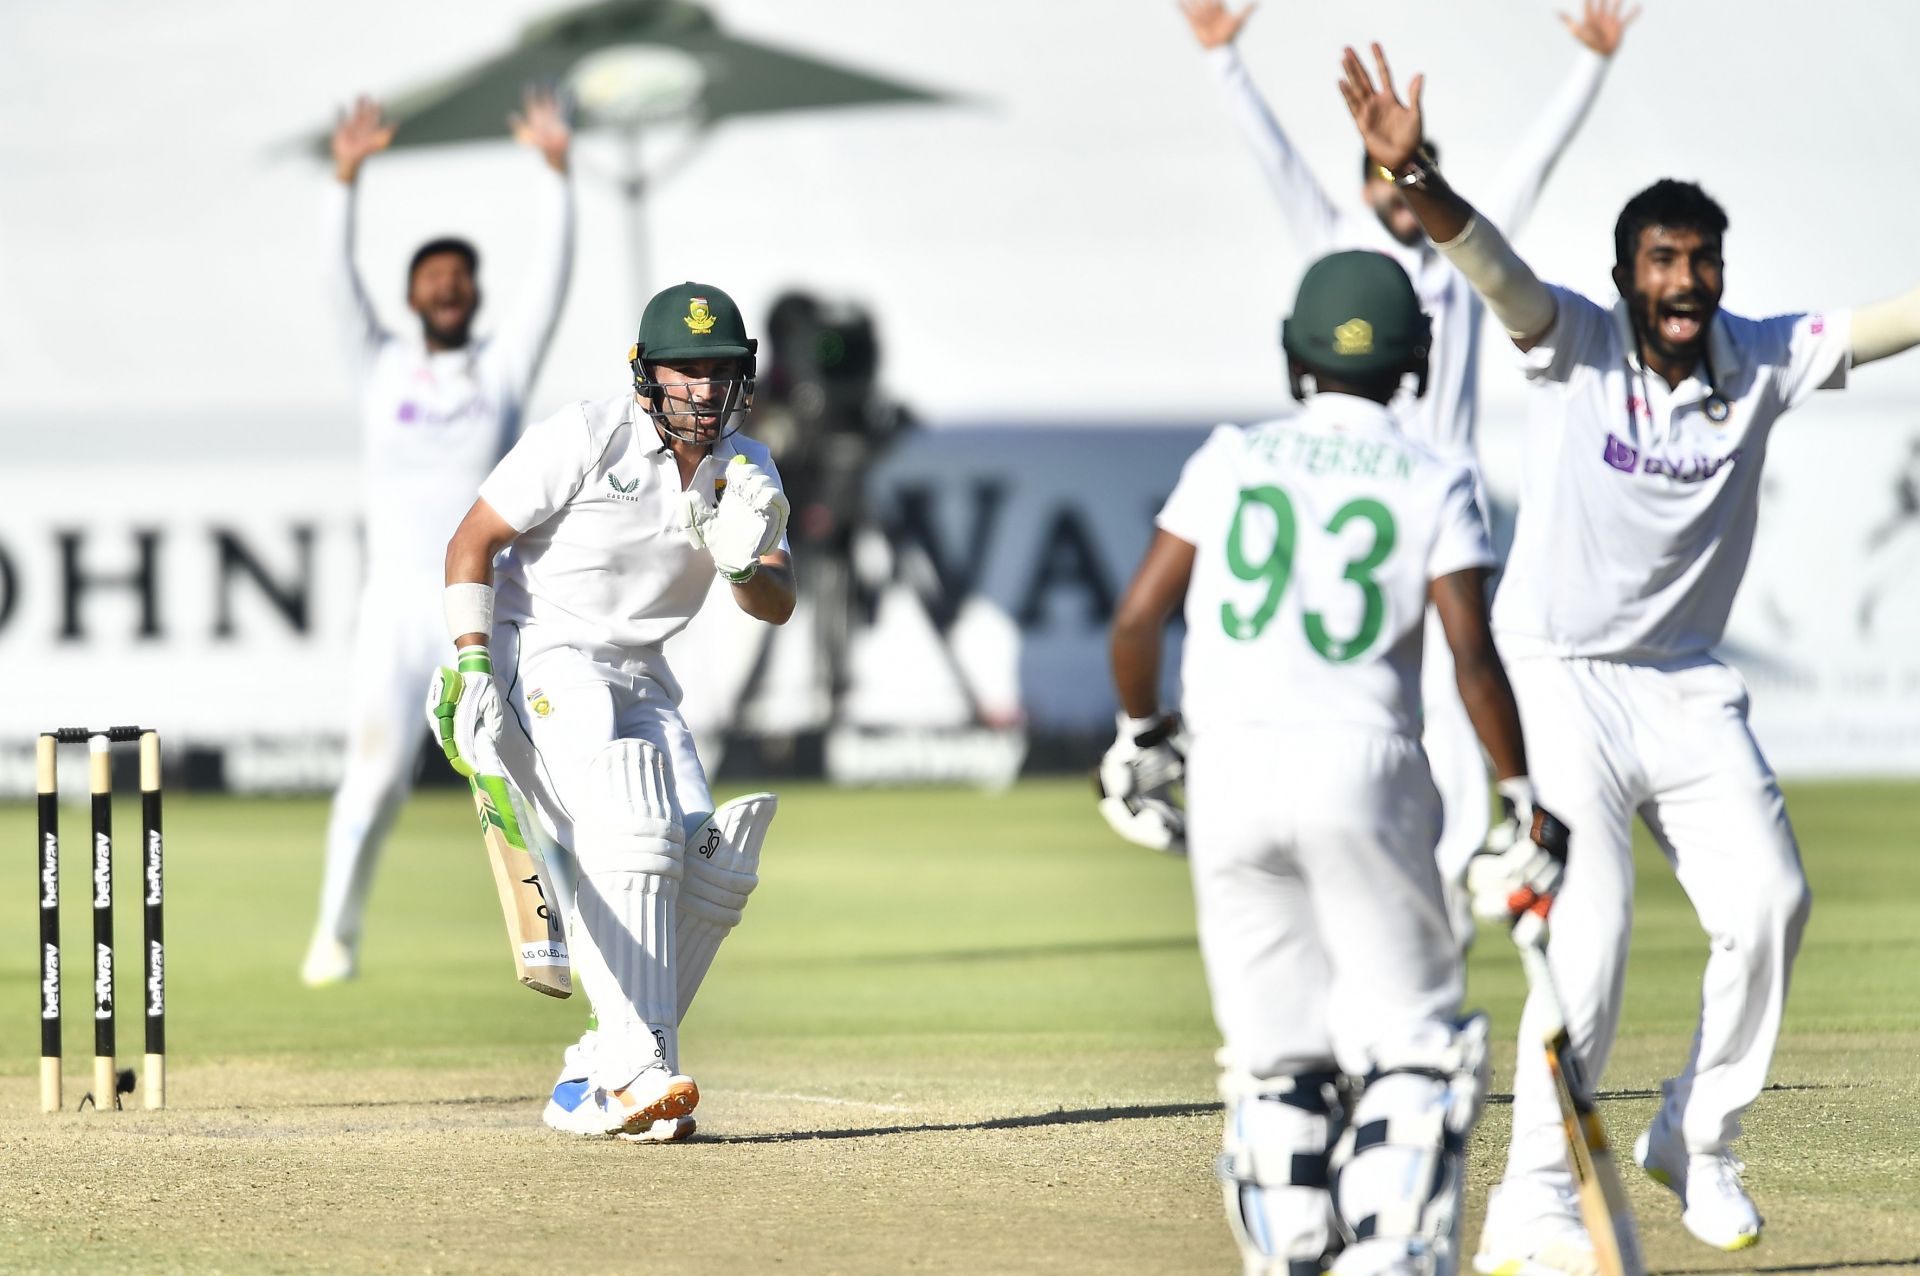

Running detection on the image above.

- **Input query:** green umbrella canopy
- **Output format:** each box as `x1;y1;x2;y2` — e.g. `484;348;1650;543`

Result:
309;0;946;151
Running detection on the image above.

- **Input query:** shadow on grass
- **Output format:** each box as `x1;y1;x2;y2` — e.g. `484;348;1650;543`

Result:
1655;1259;1920;1274
1483;1082;1835;1107
707;1099;1219;1144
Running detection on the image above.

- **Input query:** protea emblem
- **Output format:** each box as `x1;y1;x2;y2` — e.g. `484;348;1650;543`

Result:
684;298;717;335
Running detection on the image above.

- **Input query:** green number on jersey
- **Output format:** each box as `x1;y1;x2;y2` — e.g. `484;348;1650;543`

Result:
1303;498;1396;662
1220;485;1296;640
1220;488;1398;662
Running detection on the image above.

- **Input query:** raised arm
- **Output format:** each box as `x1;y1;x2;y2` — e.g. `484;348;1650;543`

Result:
1852;283;1920;367
1479;0;1636;234
324;96;395;369
1183;0;1341;253
1339;44;1558;351
496;86;575;407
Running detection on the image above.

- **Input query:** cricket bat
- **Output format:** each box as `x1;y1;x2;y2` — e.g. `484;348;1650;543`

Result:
1516;934;1644;1276
469;772;571;998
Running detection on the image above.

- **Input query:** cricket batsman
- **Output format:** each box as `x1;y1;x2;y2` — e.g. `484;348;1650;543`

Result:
303;90;575;985
1105;251;1569;1274
429;282;793;1141
1179;0;1637;943
1340;42;1920;1267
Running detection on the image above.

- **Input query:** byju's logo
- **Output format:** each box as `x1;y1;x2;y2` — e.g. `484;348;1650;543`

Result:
1603;433;1640;472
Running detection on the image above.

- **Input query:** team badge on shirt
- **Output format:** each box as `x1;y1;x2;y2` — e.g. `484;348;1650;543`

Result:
529;689;552;717
683;298;717;335
1334;319;1374;356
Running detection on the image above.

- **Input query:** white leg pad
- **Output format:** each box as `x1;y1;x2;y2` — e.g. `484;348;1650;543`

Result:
572;740;685;1086
676;792;776;1022
1329;1014;1490;1276
1217;1063;1345;1276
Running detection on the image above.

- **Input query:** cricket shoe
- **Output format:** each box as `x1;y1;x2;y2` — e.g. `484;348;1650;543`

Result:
604;1065;699;1136
540;1075;700;1141
300;934;357;987
1473;1180;1599;1276
1634;1120;1762;1251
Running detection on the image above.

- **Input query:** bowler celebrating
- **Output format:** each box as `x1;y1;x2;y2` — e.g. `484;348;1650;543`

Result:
303;91;575;985
431;282;793;1141
1340;42;1920;1268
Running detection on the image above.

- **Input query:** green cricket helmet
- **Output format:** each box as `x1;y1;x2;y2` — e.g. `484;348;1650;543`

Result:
1280;250;1431;394
628;281;759;444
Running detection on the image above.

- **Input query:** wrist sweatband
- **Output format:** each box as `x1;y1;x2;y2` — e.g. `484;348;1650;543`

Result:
444;582;494;643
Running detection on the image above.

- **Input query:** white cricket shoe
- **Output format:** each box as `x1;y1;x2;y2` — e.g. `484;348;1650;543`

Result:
541;1072;700;1142
1474;1180;1599;1276
300;934;357;986
1634;1121;1762;1251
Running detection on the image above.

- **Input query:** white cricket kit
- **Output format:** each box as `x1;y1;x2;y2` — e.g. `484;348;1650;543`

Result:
1208;42;1612;879
1488;289;1850;1208
479;393;788;1089
312;168;573;950
1160;394;1493;1079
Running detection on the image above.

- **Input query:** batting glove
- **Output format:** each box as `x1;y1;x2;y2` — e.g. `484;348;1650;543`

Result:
426;647;505;779
1467;777;1570;945
682;457;790;582
1095;712;1187;856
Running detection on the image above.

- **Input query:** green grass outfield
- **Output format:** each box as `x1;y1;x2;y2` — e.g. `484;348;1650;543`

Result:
2;778;1916;1274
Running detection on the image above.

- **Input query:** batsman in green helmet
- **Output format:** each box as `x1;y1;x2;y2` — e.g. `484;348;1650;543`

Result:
1105;248;1561;1273
428;280;795;1143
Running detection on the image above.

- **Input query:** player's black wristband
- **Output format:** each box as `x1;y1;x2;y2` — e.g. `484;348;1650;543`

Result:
1131;715;1179;749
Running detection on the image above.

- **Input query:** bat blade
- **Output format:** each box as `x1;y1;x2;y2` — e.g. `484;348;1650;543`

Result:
471;774;571;998
1519;941;1644;1276
1542;1026;1644;1276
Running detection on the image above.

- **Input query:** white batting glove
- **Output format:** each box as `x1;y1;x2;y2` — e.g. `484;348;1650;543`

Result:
426;648;505;778
1466;777;1570;946
682;457;790;582
1095;712;1186;856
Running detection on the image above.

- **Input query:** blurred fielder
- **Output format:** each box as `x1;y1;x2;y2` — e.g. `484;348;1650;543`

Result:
303;91;575;985
430;281;792;1141
1179;0;1636;941
1341;41;1920;1267
1106;250;1569;1275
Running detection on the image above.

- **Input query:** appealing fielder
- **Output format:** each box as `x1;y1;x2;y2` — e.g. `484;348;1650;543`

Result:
303;91;576;985
1180;0;1637;934
1106;251;1568;1275
431;281;793;1141
1340;43;1920;1268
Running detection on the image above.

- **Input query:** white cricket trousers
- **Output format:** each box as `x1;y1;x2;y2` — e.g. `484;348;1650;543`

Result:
313;581;443;946
1186;727;1461;1078
1500;654;1809;1190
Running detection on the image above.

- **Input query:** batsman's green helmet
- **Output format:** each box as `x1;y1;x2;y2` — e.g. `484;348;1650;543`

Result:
1280;250;1430;379
631;281;758;367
